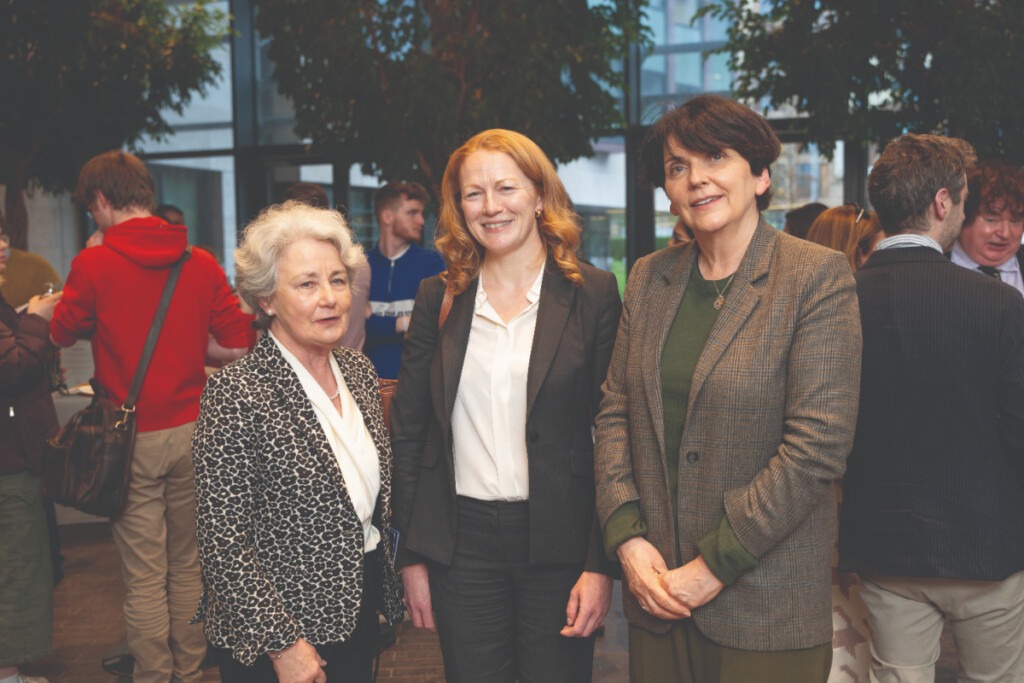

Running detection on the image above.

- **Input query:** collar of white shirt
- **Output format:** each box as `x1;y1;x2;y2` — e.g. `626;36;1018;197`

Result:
474;263;546;313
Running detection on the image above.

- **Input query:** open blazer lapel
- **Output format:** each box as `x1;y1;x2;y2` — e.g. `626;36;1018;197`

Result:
687;218;774;415
642;245;696;464
526;262;574;417
438;277;476;441
261;336;359;526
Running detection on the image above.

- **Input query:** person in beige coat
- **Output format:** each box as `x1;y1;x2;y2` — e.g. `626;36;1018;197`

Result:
594;94;862;682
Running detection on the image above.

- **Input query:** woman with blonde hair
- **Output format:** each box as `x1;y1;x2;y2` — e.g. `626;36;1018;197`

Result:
390;129;621;682
805;204;883;271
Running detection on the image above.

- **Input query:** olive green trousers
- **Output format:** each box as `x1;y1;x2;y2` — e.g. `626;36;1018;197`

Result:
629;620;831;683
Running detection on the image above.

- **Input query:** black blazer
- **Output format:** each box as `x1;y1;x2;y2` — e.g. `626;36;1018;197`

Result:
192;334;403;666
391;260;621;573
839;246;1024;580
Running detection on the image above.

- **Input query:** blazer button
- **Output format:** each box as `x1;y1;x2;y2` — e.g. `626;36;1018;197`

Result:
528;430;539;444
685;451;699;464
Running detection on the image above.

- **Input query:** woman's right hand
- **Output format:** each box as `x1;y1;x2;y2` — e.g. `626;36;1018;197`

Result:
616;536;691;621
26;291;62;321
401;563;436;631
269;637;326;683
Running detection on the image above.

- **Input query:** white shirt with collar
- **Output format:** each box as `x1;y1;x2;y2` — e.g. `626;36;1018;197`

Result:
451;266;545;502
270;331;382;552
950;240;1024;296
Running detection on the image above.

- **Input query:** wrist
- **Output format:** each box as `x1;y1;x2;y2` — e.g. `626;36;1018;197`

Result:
615;535;647;561
267;639;297;661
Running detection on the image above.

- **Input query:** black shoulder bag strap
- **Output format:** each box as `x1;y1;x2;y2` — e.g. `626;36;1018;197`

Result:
118;247;192;419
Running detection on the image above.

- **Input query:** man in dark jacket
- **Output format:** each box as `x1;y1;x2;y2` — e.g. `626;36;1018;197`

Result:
840;133;1024;682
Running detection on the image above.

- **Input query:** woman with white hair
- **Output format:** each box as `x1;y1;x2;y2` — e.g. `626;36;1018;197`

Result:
192;201;403;683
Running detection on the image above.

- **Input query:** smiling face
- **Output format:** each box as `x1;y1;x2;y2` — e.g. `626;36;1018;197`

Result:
459;150;544;260
958;206;1024;268
662;138;769;242
262;237;351;358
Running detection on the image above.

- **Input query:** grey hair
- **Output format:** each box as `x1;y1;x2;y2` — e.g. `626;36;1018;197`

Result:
235;200;366;330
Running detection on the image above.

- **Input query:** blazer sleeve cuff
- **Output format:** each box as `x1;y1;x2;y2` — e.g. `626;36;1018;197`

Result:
696;514;758;586
602;501;647;561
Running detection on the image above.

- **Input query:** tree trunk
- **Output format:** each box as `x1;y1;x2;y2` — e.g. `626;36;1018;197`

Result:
3;182;29;251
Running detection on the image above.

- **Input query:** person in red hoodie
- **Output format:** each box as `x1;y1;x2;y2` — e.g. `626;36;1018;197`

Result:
51;151;251;683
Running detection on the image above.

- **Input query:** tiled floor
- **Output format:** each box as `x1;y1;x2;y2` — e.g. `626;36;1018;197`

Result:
21;523;955;682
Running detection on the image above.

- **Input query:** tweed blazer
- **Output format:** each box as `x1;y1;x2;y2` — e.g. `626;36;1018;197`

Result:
191;334;403;667
840;247;1024;580
391;260;621;574
595;219;862;651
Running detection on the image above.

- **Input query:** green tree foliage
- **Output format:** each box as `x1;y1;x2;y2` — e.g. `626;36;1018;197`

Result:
251;0;648;199
0;0;225;248
698;0;1024;162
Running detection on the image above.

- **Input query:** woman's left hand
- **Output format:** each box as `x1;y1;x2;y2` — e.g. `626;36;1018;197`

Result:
658;555;725;611
560;571;613;637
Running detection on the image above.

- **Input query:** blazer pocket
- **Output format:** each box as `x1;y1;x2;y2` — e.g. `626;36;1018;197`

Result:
569;448;595;478
420;441;442;468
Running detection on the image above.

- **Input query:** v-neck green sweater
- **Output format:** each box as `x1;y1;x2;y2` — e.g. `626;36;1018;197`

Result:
603;265;757;584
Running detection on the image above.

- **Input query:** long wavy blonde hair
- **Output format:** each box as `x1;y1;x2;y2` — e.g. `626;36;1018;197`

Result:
436;129;582;295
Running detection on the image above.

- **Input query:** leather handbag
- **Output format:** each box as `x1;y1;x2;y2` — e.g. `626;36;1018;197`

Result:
42;250;189;518
378;284;453;433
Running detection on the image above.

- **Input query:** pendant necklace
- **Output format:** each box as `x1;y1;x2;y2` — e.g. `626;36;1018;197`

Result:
710;272;735;310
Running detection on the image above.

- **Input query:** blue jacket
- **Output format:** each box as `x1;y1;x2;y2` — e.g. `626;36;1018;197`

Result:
365;243;444;379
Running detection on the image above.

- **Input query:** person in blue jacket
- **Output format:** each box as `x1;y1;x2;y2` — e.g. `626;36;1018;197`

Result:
365;182;444;379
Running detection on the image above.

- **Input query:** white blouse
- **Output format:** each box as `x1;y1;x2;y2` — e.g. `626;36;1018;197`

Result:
270;332;381;551
451;267;544;501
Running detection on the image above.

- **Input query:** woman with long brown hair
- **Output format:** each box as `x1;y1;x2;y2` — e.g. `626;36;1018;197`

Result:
390;129;621;683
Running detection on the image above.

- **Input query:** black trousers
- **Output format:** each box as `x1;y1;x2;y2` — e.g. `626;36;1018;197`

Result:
214;554;380;683
428;496;596;683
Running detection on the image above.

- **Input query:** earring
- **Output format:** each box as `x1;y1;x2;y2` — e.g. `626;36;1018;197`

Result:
535;209;542;219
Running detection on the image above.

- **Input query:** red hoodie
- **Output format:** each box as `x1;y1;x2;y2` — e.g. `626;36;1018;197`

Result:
51;217;251;431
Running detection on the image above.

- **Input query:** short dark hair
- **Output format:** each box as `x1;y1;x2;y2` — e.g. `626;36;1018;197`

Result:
963;161;1024;225
283;182;330;209
155;204;184;224
75;150;155;212
640;94;782;211
784;202;828;240
373;181;429;220
868;134;976;235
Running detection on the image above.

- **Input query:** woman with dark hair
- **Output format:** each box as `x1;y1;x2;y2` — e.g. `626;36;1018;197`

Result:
390;129;621;683
806;204;884;271
594;94;862;681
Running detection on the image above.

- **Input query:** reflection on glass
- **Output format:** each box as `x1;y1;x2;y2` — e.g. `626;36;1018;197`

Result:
764;142;847;229
147;157;236;277
559;136;628;293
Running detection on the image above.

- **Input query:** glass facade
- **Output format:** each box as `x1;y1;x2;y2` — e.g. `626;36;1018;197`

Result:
130;0;863;286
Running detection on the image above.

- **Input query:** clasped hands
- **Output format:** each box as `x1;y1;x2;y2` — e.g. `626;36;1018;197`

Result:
616;536;724;620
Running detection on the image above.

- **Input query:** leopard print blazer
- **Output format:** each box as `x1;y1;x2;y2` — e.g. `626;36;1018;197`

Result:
191;333;403;666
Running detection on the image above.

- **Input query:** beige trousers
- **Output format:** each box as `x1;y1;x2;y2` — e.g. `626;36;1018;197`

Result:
111;422;206;683
858;571;1024;683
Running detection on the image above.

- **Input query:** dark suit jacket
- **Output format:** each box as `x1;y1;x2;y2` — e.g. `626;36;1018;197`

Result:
391;260;621;574
595;220;862;651
192;334;403;666
840;246;1024;581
